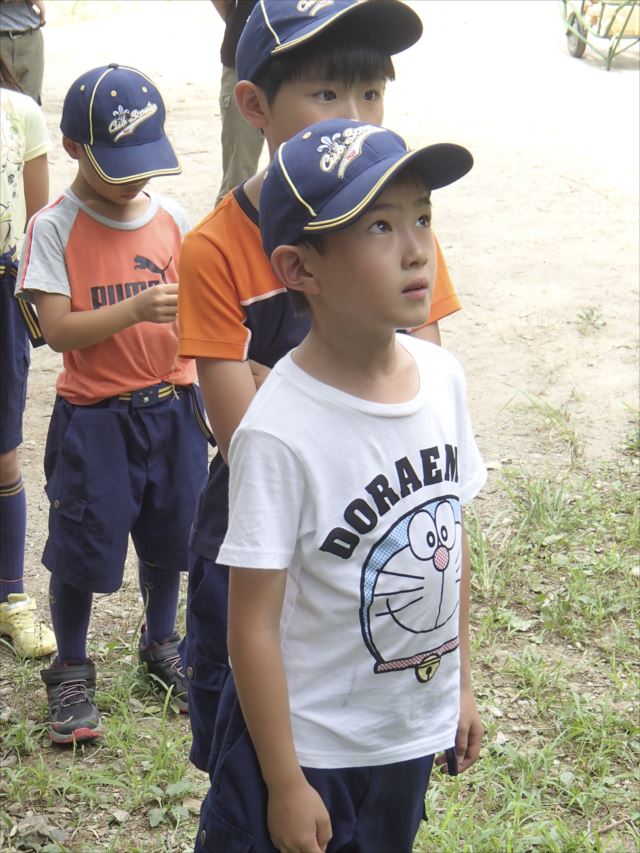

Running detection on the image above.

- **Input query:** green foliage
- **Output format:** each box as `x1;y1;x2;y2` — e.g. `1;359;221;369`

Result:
415;404;639;850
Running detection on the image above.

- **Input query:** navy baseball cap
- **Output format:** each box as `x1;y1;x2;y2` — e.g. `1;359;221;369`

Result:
260;119;473;257
60;64;181;185
236;0;423;83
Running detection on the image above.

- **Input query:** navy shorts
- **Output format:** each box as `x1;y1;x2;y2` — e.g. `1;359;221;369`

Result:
0;251;29;454
183;553;231;771
195;676;433;853
42;384;208;593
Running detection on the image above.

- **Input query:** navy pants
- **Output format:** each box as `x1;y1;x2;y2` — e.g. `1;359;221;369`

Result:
195;676;434;853
42;386;208;593
0;252;28;454
183;553;231;771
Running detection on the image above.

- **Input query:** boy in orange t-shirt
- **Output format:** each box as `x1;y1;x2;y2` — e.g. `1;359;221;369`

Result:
17;64;208;745
178;0;464;774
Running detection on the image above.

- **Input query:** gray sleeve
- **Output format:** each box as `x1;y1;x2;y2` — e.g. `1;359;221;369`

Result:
16;203;77;304
157;194;191;237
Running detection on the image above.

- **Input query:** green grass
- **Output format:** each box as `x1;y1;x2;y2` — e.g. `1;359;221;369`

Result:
1;403;638;851
415;404;639;852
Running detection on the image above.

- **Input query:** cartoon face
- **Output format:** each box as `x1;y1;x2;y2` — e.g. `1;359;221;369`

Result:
360;497;461;683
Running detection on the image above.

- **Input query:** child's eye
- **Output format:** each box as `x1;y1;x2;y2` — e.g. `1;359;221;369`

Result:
316;89;337;102
417;214;431;228
368;220;391;234
363;89;382;102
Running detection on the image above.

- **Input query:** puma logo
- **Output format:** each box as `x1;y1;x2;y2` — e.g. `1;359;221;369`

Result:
134;255;172;283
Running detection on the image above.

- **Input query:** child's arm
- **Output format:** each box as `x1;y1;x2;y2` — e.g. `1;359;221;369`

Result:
196;358;258;463
438;516;484;774
228;567;333;853
23;154;49;224
34;284;179;353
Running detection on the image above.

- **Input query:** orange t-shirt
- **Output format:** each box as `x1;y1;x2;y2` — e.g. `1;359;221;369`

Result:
178;185;460;362
178;185;461;560
18;190;195;405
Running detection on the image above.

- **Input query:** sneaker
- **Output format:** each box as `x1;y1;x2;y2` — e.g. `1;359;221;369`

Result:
0;593;57;657
139;632;188;713
41;660;102;744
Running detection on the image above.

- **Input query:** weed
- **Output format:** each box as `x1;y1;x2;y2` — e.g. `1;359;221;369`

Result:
576;306;606;335
522;394;582;462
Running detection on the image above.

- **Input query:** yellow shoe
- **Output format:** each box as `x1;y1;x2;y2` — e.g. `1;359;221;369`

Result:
0;593;57;657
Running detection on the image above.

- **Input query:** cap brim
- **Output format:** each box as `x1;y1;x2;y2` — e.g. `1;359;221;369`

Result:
303;143;473;235
271;0;422;64
84;135;181;185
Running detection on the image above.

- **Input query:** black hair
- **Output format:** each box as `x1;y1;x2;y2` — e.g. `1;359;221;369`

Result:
0;57;23;93
254;28;395;105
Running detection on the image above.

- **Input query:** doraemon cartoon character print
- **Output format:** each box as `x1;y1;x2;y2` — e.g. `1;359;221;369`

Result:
360;496;461;684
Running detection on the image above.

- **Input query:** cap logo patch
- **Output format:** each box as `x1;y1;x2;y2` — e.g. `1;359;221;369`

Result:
109;101;158;142
317;124;385;178
296;0;335;16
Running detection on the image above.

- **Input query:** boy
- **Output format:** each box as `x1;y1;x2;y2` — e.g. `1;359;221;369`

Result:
0;55;55;658
195;118;486;853
16;64;208;744
178;0;463;774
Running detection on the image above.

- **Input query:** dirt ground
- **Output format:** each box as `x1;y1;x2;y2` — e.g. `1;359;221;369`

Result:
7;0;640;790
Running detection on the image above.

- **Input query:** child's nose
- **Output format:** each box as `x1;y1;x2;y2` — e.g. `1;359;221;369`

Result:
403;233;429;268
347;98;370;123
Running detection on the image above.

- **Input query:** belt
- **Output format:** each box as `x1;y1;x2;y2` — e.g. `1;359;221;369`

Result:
117;381;178;408
0;28;38;39
74;381;217;447
79;381;177;409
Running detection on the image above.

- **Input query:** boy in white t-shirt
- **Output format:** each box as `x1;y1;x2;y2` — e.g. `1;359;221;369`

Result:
195;119;486;853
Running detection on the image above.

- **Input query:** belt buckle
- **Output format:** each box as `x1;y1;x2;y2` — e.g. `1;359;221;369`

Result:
132;386;157;408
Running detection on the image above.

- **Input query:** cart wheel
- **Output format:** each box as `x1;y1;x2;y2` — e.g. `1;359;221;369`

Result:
567;12;587;57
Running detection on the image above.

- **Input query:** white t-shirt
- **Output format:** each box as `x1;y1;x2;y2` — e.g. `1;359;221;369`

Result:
218;334;487;769
0;87;49;255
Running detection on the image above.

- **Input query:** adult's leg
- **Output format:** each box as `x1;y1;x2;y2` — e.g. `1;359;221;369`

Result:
0;29;44;102
215;64;264;205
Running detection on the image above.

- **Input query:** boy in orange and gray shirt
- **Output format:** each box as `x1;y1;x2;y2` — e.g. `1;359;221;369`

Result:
17;63;208;744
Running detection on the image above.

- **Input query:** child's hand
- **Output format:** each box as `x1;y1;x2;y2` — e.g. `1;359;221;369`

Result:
267;779;332;853
133;283;179;324
436;686;484;775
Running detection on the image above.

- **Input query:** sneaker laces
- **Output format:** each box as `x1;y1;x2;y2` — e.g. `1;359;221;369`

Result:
4;608;37;631
58;679;91;708
164;650;185;680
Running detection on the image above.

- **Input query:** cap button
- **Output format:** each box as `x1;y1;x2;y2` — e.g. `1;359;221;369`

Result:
108;62;119;69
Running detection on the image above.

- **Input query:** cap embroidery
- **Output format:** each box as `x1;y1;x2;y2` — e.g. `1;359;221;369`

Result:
317;125;385;178
297;0;335;15
109;101;158;142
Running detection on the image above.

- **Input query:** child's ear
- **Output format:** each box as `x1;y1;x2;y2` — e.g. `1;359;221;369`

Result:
270;245;320;296
62;137;81;160
234;80;269;131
